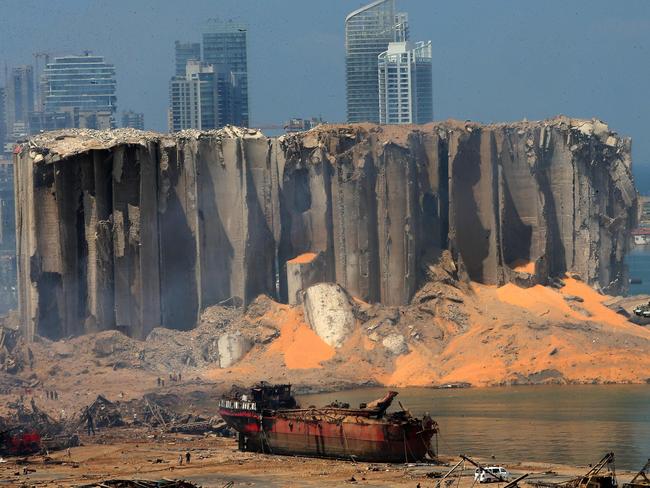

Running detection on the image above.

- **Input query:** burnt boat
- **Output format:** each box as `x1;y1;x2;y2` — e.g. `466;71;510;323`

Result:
218;383;438;462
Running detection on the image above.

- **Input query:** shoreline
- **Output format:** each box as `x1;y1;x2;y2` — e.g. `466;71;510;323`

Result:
293;379;650;395
0;428;641;488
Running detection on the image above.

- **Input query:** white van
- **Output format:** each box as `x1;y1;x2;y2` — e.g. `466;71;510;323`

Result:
474;467;510;483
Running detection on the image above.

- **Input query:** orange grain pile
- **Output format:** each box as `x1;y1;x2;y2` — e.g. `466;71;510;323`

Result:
558;278;629;329
380;348;436;386
286;253;318;265
267;307;335;369
511;260;536;274
495;283;577;319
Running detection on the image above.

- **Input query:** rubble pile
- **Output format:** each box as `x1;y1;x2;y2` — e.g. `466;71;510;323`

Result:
30;298;277;378
85;394;125;428
78;480;200;488
79;394;229;434
14;118;637;342
0;391;232;445
0;323;29;375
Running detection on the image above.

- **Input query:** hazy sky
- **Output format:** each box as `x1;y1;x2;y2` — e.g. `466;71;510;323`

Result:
2;1;650;173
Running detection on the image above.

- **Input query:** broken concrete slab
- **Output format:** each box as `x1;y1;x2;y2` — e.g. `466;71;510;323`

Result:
303;282;356;348
286;252;326;305
382;333;408;355
217;332;252;368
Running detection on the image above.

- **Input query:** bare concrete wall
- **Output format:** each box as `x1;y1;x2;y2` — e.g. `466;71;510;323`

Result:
14;119;637;340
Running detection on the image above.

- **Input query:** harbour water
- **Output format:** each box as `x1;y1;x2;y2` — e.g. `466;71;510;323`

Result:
627;246;650;296
298;385;650;470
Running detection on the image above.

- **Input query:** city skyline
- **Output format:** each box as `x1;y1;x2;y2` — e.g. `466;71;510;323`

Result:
1;0;649;169
170;19;250;130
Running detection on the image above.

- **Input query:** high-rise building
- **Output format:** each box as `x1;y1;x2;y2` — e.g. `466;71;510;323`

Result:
122;110;145;130
174;41;201;77
378;41;433;124
6;65;34;139
0;160;15;252
28;111;74;133
0;158;16;314
0;88;6;154
202;20;249;127
345;0;408;123
41;54;117;128
285;117;326;133
169;60;219;131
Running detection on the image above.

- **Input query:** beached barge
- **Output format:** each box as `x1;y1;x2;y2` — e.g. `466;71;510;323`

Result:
218;384;438;462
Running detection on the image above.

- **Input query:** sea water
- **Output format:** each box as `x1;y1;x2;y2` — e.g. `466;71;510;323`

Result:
627;246;650;296
299;384;650;470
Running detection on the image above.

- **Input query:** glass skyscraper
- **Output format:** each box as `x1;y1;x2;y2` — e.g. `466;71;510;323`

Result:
0;88;6;153
174;41;201;77
121;110;145;130
345;0;407;123
169;60;219;131
6;65;34;139
41;55;117;128
378;41;433;124
202;19;249;127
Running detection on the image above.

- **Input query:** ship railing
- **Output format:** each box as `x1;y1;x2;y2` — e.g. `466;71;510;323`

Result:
218;399;258;411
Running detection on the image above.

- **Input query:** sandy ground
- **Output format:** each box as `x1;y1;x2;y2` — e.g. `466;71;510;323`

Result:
0;428;638;488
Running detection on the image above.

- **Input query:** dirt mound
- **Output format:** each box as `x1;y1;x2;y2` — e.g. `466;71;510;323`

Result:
203;272;650;388
0;271;648;419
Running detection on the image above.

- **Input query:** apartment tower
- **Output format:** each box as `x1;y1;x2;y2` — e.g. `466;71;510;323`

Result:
169;60;219;131
202;20;249;127
6;65;34;139
378;41;433;124
41;54;117;129
174;41;201;77
345;0;408;123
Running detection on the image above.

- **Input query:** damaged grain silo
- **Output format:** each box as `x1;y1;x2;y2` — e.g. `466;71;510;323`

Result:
13;118;637;341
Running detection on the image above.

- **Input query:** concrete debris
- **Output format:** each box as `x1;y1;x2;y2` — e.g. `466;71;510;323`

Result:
0;325;26;374
77;480;200;488
381;334;408;355
1;391;231;445
14;119;637;342
167;417;228;435
303;283;356;348
286;252;327;305
85;394;125;428
216;333;252;368
41;433;80;451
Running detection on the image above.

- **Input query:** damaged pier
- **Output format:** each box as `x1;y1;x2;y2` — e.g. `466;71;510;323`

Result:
14;118;637;340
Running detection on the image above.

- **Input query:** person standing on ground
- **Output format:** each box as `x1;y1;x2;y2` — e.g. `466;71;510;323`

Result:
178;453;183;465
185;451;190;464
84;406;96;436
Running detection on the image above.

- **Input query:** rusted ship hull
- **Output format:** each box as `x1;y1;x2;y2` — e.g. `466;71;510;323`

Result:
219;407;435;462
